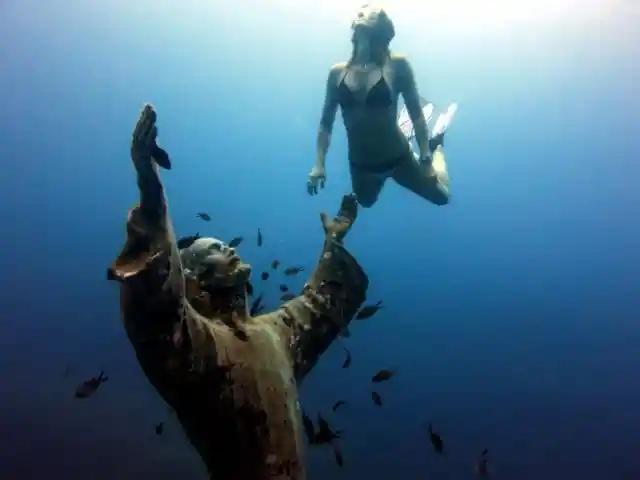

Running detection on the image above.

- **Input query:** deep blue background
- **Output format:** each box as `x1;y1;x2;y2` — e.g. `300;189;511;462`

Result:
1;1;639;478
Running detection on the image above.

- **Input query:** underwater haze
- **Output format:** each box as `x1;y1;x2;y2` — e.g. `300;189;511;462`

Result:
1;0;639;478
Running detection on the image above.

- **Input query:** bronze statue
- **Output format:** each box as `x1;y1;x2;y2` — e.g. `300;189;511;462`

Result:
107;104;369;479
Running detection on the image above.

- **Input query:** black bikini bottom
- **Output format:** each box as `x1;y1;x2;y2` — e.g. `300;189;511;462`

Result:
349;152;407;175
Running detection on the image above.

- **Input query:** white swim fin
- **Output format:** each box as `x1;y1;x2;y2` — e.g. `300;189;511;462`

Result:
398;96;433;141
431;102;458;138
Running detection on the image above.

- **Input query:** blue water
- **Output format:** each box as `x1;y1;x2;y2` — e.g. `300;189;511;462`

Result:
1;1;639;478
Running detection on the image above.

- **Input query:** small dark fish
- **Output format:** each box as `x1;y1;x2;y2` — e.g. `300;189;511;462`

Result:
371;391;382;406
332;444;344;467
427;423;444;454
302;411;316;445
371;368;396;383
261;272;269;281
74;371;108;399
196;212;211;222
342;348;352;369
177;233;201;249
257;228;263;247
280;293;295;302
151;144;172;170
316;414;341;444
250;294;264;316
228;236;243;248
284;266;304;276
332;400;346;412
339;327;351;338
279;284;289;292
154;422;164;435
304;413;344;466
245;282;254;296
356;300;383;320
63;366;72;378
475;448;490;477
271;260;280;269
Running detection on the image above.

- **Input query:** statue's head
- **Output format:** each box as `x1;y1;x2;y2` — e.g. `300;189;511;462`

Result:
180;237;251;293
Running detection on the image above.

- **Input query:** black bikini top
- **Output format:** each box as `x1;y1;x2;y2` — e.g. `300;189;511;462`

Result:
337;73;393;108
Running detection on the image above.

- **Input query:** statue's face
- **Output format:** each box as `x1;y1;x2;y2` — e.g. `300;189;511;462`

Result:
180;237;251;290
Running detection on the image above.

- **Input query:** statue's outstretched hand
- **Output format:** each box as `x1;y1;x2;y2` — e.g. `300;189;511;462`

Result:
319;193;358;243
131;103;172;171
130;103;172;221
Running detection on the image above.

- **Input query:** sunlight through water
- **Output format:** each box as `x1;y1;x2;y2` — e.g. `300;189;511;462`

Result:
263;0;614;35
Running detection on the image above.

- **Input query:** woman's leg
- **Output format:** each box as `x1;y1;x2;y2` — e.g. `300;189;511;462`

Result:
391;147;450;206
350;166;387;208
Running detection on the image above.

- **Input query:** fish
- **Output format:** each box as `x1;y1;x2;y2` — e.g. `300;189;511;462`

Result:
332;444;344;467
74;371;108;399
371;368;396;383
315;414;342;443
355;300;383;320
475;448;490;477
302;411;316;444
271;260;280;269
245;282;254;296
261;272;269;281
304;413;344;467
196;212;211;222
371;391;382;406
284;266;304;276
280;293;296;302
63;366;72;378
154;422;164;435
427;423;444;454
257;228;263;246
279;284;289;292
250;295;264;316
332;400;346;412
151;143;172;170
342;348;352;369
228;236;243;248
177;233;201;249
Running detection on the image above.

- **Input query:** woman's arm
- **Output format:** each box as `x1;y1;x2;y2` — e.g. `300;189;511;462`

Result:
396;56;431;161
316;64;343;170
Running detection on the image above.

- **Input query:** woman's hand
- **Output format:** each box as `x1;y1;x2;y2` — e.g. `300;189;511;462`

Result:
307;165;326;196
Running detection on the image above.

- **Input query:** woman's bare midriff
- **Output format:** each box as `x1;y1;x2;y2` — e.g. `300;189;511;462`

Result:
343;107;409;165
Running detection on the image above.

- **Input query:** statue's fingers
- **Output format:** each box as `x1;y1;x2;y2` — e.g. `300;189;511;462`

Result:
135;104;156;142
339;194;358;218
132;111;144;142
145;125;158;149
141;103;157;122
140;110;156;140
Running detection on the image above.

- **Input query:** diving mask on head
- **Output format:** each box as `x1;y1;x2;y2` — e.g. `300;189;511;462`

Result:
180;237;251;287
